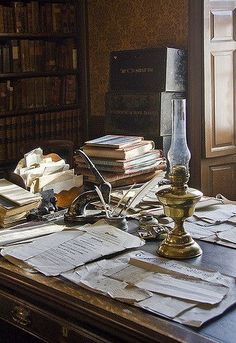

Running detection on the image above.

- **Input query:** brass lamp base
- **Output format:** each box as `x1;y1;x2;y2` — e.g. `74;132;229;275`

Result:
158;230;202;259
156;165;203;260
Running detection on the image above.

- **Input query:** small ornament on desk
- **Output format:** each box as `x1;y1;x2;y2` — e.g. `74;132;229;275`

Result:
27;189;67;222
138;215;170;240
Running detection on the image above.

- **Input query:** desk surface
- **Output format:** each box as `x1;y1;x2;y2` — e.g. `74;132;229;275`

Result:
0;239;236;343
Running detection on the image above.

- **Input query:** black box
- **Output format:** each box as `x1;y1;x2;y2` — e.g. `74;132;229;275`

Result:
109;47;186;92
105;91;185;138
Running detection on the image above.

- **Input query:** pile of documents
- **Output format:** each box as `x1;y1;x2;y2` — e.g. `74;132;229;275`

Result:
184;201;236;248
14;147;83;193
1;219;144;275
62;250;236;328
0;179;41;228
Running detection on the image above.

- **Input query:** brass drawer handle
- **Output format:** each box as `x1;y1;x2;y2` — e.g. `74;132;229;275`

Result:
11;305;31;326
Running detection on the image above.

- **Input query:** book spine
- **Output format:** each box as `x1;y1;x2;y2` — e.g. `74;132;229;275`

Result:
0;81;7;113
0;116;6;161
0;5;4;33
2;43;11;73
11;39;21;72
14;2;26;33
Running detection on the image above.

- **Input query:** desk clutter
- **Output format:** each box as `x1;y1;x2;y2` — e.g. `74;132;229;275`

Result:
14;147;83;194
0;173;236;328
0;136;236;330
0;179;41;228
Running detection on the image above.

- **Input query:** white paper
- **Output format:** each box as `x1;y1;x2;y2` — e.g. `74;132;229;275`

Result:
175;276;236;327
194;204;236;223
1;220;144;276
217;228;236;244
136;272;228;304
24;148;43;168
137;294;195;318
129;252;230;286
62;250;236;327
0;222;65;246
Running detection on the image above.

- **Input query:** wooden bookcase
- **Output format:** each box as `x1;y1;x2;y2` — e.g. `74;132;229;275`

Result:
0;0;89;175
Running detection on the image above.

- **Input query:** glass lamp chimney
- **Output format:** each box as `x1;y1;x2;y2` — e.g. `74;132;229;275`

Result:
168;98;191;174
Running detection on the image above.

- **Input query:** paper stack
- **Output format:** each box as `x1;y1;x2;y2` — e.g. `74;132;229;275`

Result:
74;135;166;187
14;148;83;194
0;179;41;228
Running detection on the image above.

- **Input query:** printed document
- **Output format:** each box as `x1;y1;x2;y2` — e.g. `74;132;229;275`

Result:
1;220;144;276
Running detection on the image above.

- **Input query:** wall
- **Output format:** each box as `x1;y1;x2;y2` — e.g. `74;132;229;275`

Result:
87;0;188;119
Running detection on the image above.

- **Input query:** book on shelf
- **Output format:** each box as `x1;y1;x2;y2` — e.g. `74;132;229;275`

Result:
84;134;144;148
74;150;165;173
0;2;76;34
82;140;155;160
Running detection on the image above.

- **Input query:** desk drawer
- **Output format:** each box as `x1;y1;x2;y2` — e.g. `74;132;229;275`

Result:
0;291;109;343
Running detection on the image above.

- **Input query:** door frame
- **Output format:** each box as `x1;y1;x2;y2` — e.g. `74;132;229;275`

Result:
188;0;204;189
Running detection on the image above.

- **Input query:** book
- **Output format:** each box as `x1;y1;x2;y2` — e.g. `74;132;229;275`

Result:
84;134;144;148
0;210;26;225
0;179;41;206
82;140;155;160
0;194;40;218
105;91;183;138
74;149;163;167
74;151;165;173
77;158;166;175
83;169;165;188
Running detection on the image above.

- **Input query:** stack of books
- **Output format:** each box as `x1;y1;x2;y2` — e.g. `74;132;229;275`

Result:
74;135;166;187
105;47;187;157
0;179;41;228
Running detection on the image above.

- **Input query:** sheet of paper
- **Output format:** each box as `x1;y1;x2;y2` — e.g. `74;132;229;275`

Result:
0;222;65;247
24;148;43;168
136;272;228;304
129;252;230;286
184;221;216;239
217;228;236;244
1;220;144;276
194;204;236;223
137;294;195;319
108;264;153;284
175;276;236;327
43;174;83;193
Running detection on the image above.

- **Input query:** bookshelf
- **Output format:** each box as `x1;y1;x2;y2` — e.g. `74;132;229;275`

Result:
0;0;89;175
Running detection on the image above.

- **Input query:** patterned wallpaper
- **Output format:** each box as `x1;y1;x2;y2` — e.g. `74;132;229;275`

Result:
87;0;188;116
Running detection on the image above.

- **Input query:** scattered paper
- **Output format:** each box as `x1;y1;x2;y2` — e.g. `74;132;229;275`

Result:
1;220;144;276
62;250;236;327
0;222;66;247
194;204;236;223
136;272;228;304
217;228;236;244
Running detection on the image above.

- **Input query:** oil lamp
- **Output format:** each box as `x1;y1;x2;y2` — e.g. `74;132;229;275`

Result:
156;99;203;259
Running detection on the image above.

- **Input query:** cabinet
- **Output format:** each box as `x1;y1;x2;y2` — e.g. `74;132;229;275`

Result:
0;0;89;175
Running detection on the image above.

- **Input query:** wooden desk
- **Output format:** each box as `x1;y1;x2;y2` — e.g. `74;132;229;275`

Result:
0;240;235;343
